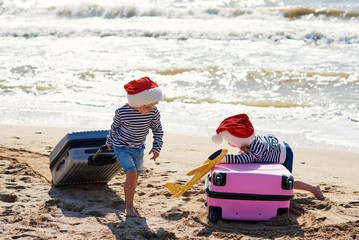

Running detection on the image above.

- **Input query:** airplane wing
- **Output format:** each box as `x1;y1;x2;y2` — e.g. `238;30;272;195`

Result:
186;163;210;176
165;182;183;197
165;149;228;198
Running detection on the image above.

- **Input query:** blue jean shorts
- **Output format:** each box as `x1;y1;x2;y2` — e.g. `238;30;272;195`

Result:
283;142;293;173
113;146;144;174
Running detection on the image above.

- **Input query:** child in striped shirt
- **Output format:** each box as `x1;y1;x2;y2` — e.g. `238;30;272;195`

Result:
106;77;164;217
212;113;324;200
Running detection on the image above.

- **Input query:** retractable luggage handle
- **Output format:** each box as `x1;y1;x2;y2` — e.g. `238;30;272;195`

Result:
91;145;108;161
88;145;117;166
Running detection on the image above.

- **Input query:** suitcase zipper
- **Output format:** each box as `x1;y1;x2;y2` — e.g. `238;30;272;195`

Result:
205;187;294;201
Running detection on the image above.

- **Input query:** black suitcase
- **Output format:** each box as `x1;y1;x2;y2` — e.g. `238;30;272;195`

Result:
49;130;122;187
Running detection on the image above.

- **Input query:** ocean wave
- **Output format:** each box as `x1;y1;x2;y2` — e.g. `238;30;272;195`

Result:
157;68;196;75
163;96;310;108
1;27;359;45
45;4;254;19
279;7;359;20
0;2;251;19
54;5;359;20
54;4;138;19
1;65;358;116
2;1;359;21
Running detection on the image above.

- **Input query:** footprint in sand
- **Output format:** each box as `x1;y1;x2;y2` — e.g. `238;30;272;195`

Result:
138;191;146;196
3;164;27;175
161;208;190;220
323;185;345;194
6;185;26;190
293;198;331;210
149;189;171;197
0;194;18;203
349;201;359;206
111;199;125;208
40;199;61;212
311;201;331;210
340;201;359;208
265;214;296;226
60;201;85;213
175;180;187;185
19;176;32;183
85;210;104;217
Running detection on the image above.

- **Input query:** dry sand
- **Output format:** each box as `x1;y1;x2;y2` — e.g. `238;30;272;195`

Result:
0;125;358;239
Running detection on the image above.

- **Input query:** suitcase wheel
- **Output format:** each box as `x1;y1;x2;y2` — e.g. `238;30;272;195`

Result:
277;208;289;216
209;210;218;223
208;206;222;223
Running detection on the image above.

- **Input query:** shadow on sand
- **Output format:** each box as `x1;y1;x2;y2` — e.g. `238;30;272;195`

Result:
190;197;330;239
47;183;154;239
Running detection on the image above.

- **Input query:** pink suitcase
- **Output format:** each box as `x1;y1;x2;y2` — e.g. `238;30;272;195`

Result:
205;163;294;222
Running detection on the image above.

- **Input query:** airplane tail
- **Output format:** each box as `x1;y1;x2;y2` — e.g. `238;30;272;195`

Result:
165;182;183;198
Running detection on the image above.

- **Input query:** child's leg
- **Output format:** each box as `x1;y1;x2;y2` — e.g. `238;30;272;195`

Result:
294;180;324;200
124;169;139;216
112;146;144;217
282;144;324;200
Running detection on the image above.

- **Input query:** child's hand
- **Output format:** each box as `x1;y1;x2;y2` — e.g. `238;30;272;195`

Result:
148;150;159;161
106;144;112;150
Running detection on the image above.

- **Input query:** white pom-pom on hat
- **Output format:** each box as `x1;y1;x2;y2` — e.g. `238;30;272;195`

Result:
212;133;223;144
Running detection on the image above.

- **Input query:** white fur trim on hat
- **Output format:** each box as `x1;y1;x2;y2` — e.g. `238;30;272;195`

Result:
212;134;223;144
220;130;255;147
127;87;164;107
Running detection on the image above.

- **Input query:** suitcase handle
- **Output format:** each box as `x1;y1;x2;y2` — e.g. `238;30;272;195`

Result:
91;145;108;161
56;159;66;171
88;145;117;166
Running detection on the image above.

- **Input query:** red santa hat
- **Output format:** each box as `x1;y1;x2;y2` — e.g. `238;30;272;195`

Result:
124;77;163;107
212;113;255;147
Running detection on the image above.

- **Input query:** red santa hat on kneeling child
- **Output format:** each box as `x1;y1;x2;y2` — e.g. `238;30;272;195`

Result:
124;77;163;107
212;113;255;147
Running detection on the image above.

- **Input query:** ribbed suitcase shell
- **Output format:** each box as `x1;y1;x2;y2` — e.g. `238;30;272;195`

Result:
205;163;294;222
49;130;122;187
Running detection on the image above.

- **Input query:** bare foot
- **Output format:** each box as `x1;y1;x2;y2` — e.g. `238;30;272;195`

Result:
125;207;139;217
314;185;325;200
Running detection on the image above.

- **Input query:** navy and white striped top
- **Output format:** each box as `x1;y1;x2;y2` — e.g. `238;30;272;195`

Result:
225;135;284;164
106;104;164;153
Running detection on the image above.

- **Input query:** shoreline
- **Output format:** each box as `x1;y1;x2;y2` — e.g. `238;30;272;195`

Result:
1;124;359;239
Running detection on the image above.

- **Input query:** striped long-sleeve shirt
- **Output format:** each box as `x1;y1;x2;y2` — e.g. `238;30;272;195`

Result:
106;104;164;153
225;134;286;164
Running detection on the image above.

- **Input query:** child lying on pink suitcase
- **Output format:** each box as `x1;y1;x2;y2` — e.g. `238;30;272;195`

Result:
212;113;324;200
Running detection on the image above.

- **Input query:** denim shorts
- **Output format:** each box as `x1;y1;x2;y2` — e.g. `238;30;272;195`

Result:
113;146;144;174
283;142;293;173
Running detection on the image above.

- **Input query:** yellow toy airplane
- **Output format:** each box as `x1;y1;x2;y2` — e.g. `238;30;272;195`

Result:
165;149;228;198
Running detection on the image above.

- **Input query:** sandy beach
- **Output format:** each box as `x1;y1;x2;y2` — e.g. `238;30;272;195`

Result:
0;125;358;239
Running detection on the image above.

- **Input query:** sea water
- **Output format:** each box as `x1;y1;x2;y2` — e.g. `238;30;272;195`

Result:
1;0;359;153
